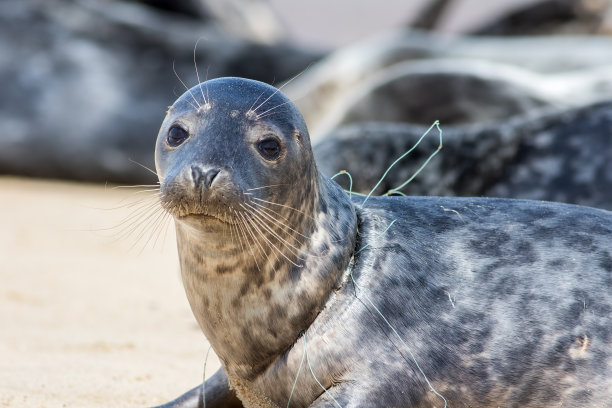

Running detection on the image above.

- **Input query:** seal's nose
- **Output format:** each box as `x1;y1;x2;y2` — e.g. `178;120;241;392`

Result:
190;165;220;189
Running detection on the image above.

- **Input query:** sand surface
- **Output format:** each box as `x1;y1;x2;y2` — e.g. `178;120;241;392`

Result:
0;177;220;407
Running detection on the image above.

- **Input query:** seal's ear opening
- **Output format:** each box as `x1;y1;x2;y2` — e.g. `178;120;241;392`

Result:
293;129;303;146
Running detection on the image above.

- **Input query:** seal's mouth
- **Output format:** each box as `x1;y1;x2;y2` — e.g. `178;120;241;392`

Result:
158;177;242;226
177;211;235;225
159;189;228;222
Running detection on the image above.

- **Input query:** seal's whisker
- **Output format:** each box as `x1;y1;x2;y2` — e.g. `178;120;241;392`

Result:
111;184;160;189
233;209;263;273
103;197;162;236
245;184;291;191
243;212;284;269
117;188;161;197
241;207;303;268
205;65;210;104
254;111;283;120
250;197;305;213
98;192;160;211
124;192;161;206
255;100;294;119
173;60;201;108
146;206;174;250
255;92;309;121
240;215;268;272
251;89;278;115
132;205;170;252
223;210;229;247
246;203;333;259
229;209;246;254
243;202;310;246
238;210;277;265
234;215;250;259
107;190;160;202
248;200;341;247
116;202;166;242
156;211;174;249
122;194;162;215
145;210;171;251
241;204;306;265
193;37;208;106
241;207;278;268
248;89;268;114
128;158;160;177
227;209;237;249
115;205;169;252
245;201;306;237
133;189;161;195
251;65;311;114
122;208;163;241
105;192;165;243
250;197;313;219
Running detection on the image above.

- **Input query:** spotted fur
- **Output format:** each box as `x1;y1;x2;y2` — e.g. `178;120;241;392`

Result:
152;78;612;408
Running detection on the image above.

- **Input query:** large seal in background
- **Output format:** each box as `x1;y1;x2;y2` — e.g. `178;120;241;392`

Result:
151;77;612;407
313;100;612;210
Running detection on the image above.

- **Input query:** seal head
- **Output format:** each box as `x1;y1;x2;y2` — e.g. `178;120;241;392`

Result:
156;77;315;223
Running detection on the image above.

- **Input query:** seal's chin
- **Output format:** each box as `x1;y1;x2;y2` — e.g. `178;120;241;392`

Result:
160;194;236;225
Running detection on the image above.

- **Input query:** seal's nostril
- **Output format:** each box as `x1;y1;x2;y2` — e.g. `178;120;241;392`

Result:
190;165;203;187
205;168;220;188
190;165;220;189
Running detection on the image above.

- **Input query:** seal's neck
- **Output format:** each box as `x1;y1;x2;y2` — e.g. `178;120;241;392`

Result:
174;175;357;380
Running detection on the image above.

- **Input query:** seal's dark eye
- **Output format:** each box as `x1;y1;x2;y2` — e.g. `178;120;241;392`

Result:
257;138;281;160
167;126;189;147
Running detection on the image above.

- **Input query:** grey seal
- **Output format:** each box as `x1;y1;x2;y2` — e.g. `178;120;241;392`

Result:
0;0;320;184
151;77;612;407
313;100;612;210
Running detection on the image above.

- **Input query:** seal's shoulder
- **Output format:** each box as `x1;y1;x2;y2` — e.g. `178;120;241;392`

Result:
353;195;612;230
350;195;612;279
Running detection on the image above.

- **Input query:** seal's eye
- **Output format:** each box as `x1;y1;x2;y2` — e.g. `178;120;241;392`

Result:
257;138;281;160
167;126;189;147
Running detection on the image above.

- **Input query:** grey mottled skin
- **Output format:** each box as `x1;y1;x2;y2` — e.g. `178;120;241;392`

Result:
316;196;612;406
152;77;612;407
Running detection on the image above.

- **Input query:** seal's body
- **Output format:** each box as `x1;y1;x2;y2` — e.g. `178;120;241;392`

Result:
152;77;612;408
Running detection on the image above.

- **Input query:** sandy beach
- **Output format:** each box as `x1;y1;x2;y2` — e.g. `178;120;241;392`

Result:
0;1;596;406
0;177;220;407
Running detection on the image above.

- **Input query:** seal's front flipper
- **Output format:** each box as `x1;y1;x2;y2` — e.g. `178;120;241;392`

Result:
150;368;243;408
